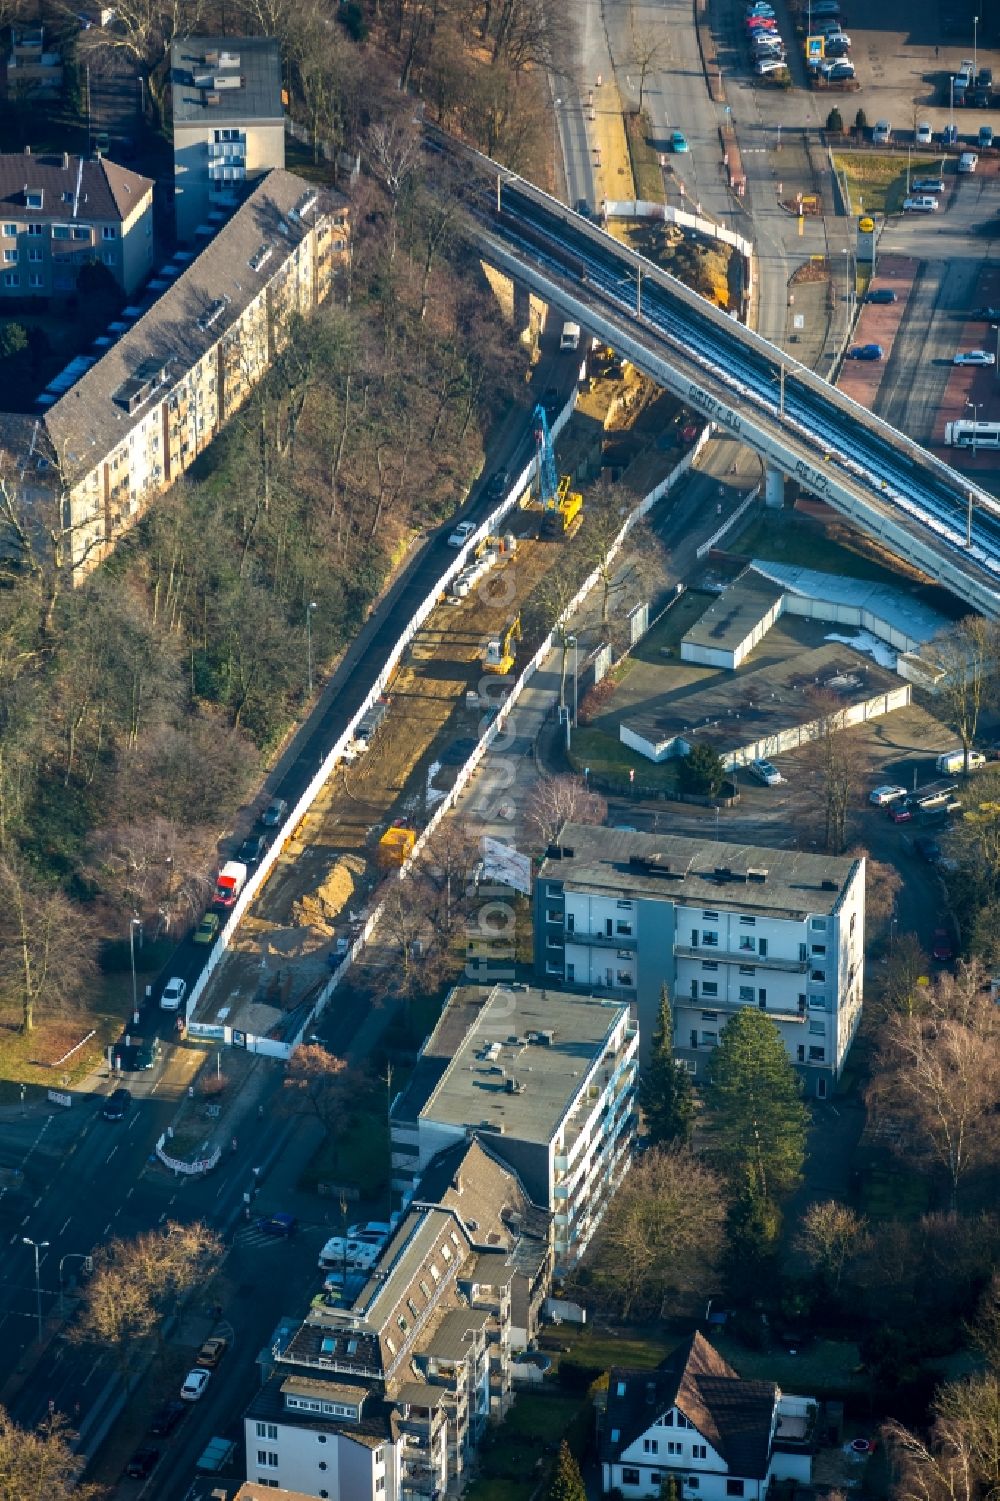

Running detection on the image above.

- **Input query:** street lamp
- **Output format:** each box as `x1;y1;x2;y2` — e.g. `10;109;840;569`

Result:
58;1253;93;1317
973;15;979;80
128;915;142;1027
306;601;318;697
23;1237;49;1344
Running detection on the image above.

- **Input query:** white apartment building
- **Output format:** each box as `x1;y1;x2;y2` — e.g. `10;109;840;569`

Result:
535;825;865;1097
244;1140;551;1501
171;37;285;241
390;983;638;1272
0;150;154;298
0;168;349;580
600;1333;816;1501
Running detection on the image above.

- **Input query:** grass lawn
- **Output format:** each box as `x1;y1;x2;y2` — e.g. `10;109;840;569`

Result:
466;1390;589;1501
857;1158;931;1220
632;593;714;664
300;1098;389;1196
728;509;914;585
568;726;682;794
625;112;666;204
831;151;946;215
0;1012;121;1100
542;1324;678;1372
713;1336;864;1392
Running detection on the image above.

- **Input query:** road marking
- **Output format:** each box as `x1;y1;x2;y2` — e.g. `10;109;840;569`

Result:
20;1215;29;1227
83;1356;104;1386
105;1146;118;1164
126;1187;134;1200
33;1196;41;1209
8;1234;17;1245
59;1217;71;1236
102;1223;111;1237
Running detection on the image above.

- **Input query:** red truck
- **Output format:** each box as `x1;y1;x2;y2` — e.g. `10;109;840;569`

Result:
213;860;248;908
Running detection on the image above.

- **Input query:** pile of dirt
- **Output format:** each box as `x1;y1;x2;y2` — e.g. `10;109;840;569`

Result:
292;855;367;933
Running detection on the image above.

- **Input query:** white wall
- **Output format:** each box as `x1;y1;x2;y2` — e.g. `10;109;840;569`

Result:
244;1417;396;1501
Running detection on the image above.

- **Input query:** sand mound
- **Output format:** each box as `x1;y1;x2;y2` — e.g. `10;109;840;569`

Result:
292;855;366;933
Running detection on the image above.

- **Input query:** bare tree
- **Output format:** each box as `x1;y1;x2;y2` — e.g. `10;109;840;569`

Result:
524;774;607;850
968;1270;1000;1371
631;31;666;113
932;616;1000;775
0;859;97;1033
282;1045;367;1135
885;1372;1000;1501
795;1201;870;1290
868;961;1000;1209
581;1147;727;1319
802;696;866;852
0;1407;101;1501
87;815;215;926
81;0;202;129
363;116;423;265
874;932;932;1021
847;847;902;951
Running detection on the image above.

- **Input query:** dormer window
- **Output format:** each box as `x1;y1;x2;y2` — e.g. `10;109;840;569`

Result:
26;190;43;209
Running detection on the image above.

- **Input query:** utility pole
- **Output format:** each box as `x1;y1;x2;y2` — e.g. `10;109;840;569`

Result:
23;1237;49;1344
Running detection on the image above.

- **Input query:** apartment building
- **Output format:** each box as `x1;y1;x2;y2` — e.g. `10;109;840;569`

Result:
6;27;62;97
390;983;638;1272
534;825;865;1097
171;37;285;241
0;150;154;299
600;1332;816;1501
244;1139;551;1500
1;169;349;579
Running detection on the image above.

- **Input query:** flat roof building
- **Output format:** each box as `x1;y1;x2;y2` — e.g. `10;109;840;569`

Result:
171;37;285;241
535;824;864;1096
391;983;638;1271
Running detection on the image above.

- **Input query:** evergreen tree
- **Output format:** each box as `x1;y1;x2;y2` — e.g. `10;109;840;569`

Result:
640;985;695;1145
661;1477;681;1501
705;1009;808;1203
548;1441;586;1501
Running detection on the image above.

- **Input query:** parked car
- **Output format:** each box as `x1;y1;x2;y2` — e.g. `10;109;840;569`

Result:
978;125;994;149
261;796;288;828
865;288;897;304
958;151;979;172
93;130;110;155
915;121;933;144
888;802;913;823
102;1087;132;1121
942;124;959;145
911;177;945;193
749;758;783;786
148;1402;187;1437
672;130;689;152
257;1212;298;1238
902;195;939;212
125;1448;161;1480
180;1369;211;1402
159;976;187;1012
931;928;954;962
810;1;841;15
755;56;787;73
823;61;855;79
936;748;987;771
193;912;220;945
848;343;884;360
824;38;850;56
869;783;907;804
954;349;995;365
979;67;994;89
238;832;269;865
196;1337;228;1368
873;120;892;144
915;836;942;863
447;520;475;548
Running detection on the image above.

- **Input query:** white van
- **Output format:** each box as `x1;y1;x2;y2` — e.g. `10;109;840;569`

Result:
936;749;986;774
560;321;581;352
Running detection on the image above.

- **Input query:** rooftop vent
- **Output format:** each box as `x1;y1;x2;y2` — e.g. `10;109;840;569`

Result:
746;867;768;883
505;1078;525;1094
713;867;733;882
821;878;839;891
196;294;229;332
292;189;318;220
249;242;273;273
113;355;171;414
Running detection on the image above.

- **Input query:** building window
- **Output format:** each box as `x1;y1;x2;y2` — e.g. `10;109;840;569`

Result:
811;970;826;983
643;1440;659;1455
650;1476;662;1487
701;961;718;972
701;931;718;947
617;1382;626;1397
375;1479;385;1493
758;988;767;1005
52;225;70;240
256;1423;278;1439
2;225;14;237
739;915;756;926
701;911;718;921
727;1484;745;1498
676;1414;689;1429
103;252;114;265
617;970;634;987
26;191;43;209
700;1011;718;1021
319;1462;328;1471
809;1046;826;1061
739;965;755;976
616;921;632;935
29;273;43;289
102;226;118;240
811;918;827;930
739;985;754;1003
257;1451;279;1469
27;224;43;237
27;247;41;262
375;1448;385;1466
2;250;14;263
667;1441;682;1455
73;226;90;240
700;1031;717;1046
817;1077;828;1099
692;1445;707;1459
701;982;718;998
809;1020;825;1035
662;1411;674;1426
622;1469;641;1485
812;944;826;956
3;273;19;288
688;1480;700;1491
739;936;755;951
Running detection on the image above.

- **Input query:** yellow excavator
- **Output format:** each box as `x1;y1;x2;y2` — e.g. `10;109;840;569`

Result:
541;475;584;539
482;613;522;674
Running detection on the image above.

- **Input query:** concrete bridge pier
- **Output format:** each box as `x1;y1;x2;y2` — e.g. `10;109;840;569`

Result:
764;467;785;508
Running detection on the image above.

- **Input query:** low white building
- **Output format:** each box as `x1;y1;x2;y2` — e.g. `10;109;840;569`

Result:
390;983;638;1272
535;825;864;1096
600;1333;816;1501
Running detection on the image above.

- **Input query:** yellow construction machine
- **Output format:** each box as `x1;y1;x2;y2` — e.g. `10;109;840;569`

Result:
481;614;522;674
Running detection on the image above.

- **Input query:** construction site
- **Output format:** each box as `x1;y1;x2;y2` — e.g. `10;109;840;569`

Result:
195;341;698;1039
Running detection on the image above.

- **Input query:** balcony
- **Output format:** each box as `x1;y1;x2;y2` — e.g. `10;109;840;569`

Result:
674;944;807;972
566;928;637;949
680;993;808;1024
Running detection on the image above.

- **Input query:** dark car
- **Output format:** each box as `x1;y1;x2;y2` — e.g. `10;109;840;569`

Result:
238;832;269;865
125;1448;160;1479
148;1401;187;1437
113;1038;160;1072
888;802;913;823
975;305;1000;320
257;1212;297;1238
261;797;288;829
486;469;510;500
574;197;590;217
931;927;954;962
865;288;897;304
979;67;993;88
915;836;942;863
847;343;884;361
102;1087;132;1121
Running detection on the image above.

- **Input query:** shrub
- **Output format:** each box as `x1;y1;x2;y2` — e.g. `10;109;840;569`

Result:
826;108;844;133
